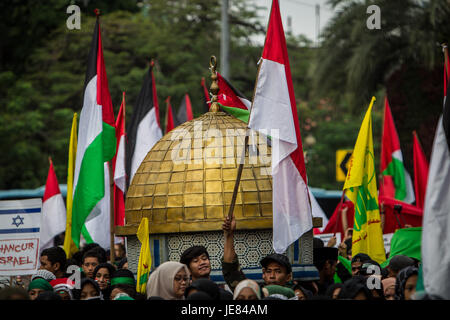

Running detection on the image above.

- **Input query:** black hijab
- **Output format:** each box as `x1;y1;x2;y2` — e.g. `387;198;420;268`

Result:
184;279;220;300
338;276;372;300
395;266;418;300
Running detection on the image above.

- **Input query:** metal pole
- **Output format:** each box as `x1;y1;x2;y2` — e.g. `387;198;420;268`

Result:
315;4;320;47
221;0;230;79
109;162;115;265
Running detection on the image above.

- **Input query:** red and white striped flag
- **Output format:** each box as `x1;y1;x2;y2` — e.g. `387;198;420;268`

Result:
113;92;126;226
248;0;312;254
40;159;66;251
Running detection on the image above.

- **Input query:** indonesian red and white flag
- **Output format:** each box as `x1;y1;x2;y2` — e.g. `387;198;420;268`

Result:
40;159;66;251
113;92;126;226
248;0;312;254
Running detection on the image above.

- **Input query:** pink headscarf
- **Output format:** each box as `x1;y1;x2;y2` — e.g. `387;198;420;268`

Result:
382;277;396;295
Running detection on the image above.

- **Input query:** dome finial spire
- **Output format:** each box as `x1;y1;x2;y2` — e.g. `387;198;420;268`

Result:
209;56;219;112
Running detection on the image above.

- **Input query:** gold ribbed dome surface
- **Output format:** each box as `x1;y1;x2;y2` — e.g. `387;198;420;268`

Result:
116;111;274;235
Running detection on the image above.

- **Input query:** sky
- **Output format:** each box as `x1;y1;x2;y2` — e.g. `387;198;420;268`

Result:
248;0;337;45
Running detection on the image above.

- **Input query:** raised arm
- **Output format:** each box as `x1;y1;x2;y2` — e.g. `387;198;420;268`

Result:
223;214;236;263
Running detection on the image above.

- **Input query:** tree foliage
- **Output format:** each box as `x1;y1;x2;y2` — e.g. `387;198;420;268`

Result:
309;0;450;184
0;0;264;189
1;0;448;192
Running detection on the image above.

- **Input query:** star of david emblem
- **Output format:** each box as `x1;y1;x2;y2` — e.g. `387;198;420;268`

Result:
12;215;24;228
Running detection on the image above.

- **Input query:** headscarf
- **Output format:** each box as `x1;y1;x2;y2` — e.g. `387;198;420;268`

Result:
35;291;62;300
293;284;313;300
146;261;190;300
325;283;344;299
113;292;134;300
31;269;56;282
79;277;104;300
28;278;53;292
50;278;74;300
382;277;396;295
338;276;372;300
262;285;295;300
186;291;213;300
111;269;135;287
233;279;261;300
395;266;418;300
184;279;220;300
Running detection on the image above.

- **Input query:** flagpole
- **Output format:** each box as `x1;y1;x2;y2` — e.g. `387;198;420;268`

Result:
333;190;346;236
109;161;115;264
443;43;449;77
220;55;262;220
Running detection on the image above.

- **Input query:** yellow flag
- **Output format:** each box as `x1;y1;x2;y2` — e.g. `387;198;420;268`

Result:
344;97;386;264
136;217;152;294
63;113;79;258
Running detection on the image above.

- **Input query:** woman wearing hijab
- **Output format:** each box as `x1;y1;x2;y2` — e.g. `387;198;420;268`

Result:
382;277;396;300
262;285;296;300
184;279;221;300
93;262;116;300
110;268;137;300
50;278;74;300
337;275;373;300
78;278;103;300
325;283;344;300
146;261;190;300
27;278;54;300
395;266;418;300
233;279;260;300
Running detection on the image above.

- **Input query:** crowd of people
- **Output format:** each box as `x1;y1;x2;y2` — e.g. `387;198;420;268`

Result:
0;216;422;301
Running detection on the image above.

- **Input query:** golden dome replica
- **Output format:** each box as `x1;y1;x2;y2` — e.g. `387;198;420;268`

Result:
116;57;322;282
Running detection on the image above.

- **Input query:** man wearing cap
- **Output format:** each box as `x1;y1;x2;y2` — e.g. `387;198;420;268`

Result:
221;215;292;292
313;247;338;295
386;255;415;278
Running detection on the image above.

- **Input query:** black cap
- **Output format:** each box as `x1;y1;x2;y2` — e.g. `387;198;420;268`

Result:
351;253;371;264
313;247;338;264
260;254;292;274
360;260;381;276
388;255;415;272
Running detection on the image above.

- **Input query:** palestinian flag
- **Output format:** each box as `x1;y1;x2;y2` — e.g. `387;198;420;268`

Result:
126;62;162;187
380;97;415;203
175;93;194;126
71;16;116;248
201;77;210;112
165;96;175;133
217;72;251;123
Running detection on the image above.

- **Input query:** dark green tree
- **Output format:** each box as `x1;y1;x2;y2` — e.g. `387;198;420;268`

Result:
0;1;265;189
311;0;450;181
